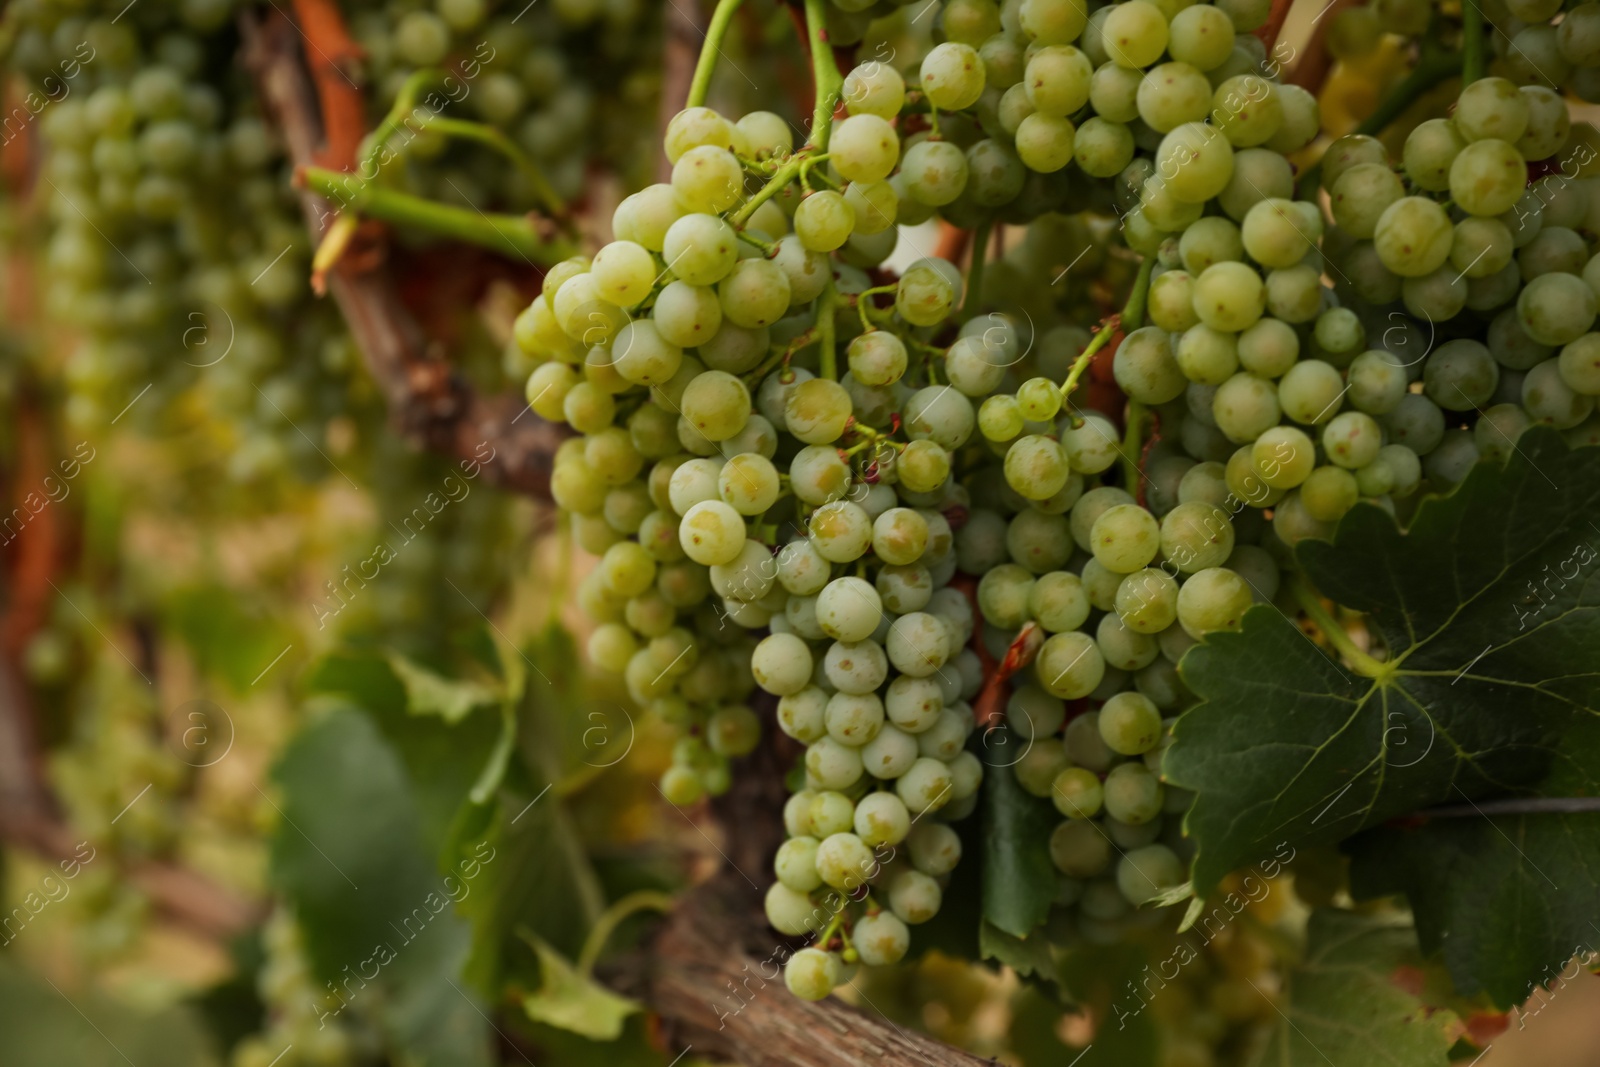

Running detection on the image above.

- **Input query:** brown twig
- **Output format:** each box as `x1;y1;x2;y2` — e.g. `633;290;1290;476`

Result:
242;6;564;499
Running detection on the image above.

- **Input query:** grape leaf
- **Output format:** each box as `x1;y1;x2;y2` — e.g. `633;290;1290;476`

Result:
982;756;1059;938
1165;431;1600;894
0;960;215;1067
1345;717;1600;1006
979;919;1056;980
520;934;641;1040
386;650;505;724
1252;911;1462;1067
270;705;492;1067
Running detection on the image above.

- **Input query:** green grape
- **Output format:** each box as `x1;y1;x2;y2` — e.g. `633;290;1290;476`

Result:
794;190;856;252
1046;820;1111;886
1454;77;1530;144
1089;503;1162;573
1052;766;1104;819
716;258;790;329
1036;631;1106;698
896;757;956;814
896;260;960;324
1102;0;1169;68
1211;371;1281;441
1524;358;1597;427
672;144;743;213
1116;843;1184;903
922;41;987;109
1155;121;1235;204
1025;44;1094;116
1176;566;1253;637
1374;196;1454;276
1015;113;1077;172
1179;217;1243;275
1164;4;1233;69
1422;339;1499;411
1176;325;1240;386
1519;272;1598;346
1090;61;1144;122
1114;326;1187;402
1103;762;1164;824
1026;571;1089;632
663;213;739;285
1403;118;1467;192
1449;139;1529;218
1192;261;1264;332
592;239;659;307
1211;74;1282;147
784;947;838;999
1136;62;1212;133
652;281;723;348
1277;359;1344;425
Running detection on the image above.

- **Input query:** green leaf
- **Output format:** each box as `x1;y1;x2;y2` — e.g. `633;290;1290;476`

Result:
979;919;1057;980
386;651;503;724
982;756;1059;938
270;705;492;1067
1346;716;1600;1006
1165;431;1600;894
1251;910;1461;1067
520;935;640;1041
457;779;607;992
0;960;215;1067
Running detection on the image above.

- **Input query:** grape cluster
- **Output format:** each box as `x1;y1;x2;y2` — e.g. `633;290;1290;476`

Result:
6;0;362;480
518;0;1599;1008
345;0;660;204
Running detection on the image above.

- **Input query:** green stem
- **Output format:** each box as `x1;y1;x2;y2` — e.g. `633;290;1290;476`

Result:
1290;578;1390;679
575;890;676;978
1120;256;1154;331
855;284;898;334
686;0;747;108
1462;0;1485;85
1121;399;1146;493
731;153;807;228
421;116;568;221
301;166;575;264
818;276;838;380
358;68;566;222
962;220;991;319
1058;257;1152;406
803;0;844;150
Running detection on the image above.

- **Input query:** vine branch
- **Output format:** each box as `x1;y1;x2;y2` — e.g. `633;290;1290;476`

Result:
242;6;566;501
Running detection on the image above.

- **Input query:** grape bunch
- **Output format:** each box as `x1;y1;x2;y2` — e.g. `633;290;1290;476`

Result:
344;0;661;205
521;0;1600;1007
5;0;363;481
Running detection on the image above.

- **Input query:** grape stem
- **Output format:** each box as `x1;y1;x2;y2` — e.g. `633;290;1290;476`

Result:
1462;0;1486;85
961;221;991;320
299;165;577;264
744;327;818;384
818;275;839;380
686;0;747;109
802;0;843;151
730;153;808;228
1057;257;1153;410
575;889;677;977
1120;400;1147;495
1290;577;1391;679
854;284;898;333
362;68;569;224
